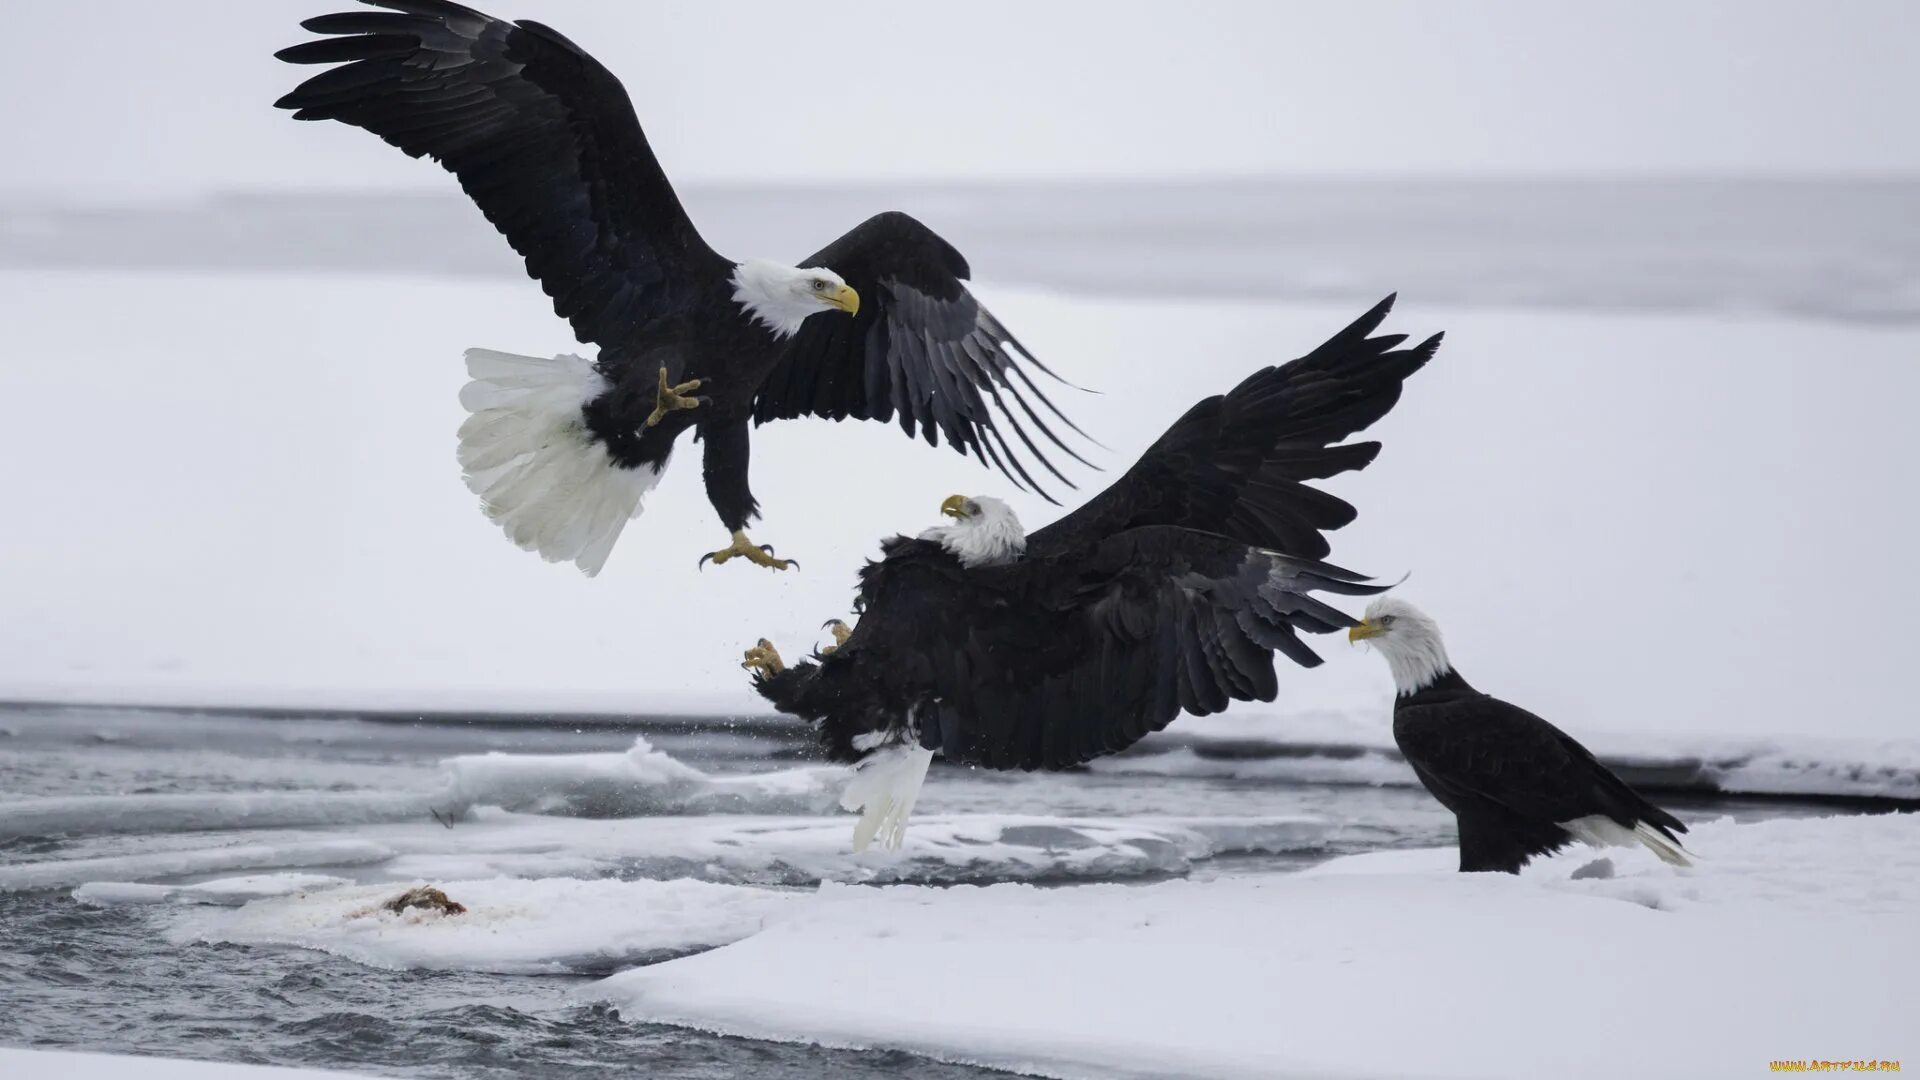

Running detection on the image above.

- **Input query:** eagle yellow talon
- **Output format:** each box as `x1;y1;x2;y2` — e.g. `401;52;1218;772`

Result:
698;530;796;571
820;618;853;654
741;638;785;678
645;366;703;428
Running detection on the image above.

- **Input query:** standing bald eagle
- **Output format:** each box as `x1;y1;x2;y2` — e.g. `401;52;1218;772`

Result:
741;298;1439;849
276;1;1086;575
1348;598;1692;873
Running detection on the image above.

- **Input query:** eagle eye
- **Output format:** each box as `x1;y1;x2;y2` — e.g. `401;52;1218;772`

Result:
811;279;827;292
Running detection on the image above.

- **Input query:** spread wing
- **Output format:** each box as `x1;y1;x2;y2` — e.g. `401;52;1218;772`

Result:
850;528;1385;770
1028;296;1440;559
751;212;1094;502
276;0;726;349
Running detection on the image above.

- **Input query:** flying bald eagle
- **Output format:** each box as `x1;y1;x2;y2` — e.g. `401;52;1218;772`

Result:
741;298;1439;849
1348;598;1692;873
276;1;1087;575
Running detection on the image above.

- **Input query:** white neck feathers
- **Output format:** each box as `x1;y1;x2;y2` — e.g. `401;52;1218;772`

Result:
731;259;815;339
1383;634;1453;697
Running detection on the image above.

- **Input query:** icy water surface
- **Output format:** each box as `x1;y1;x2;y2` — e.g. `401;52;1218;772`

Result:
0;705;1863;1078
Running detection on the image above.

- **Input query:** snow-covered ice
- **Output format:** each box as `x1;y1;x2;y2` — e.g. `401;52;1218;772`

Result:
0;790;444;839
441;735;846;818
599;812;1920;1079
71;872;353;908
0;840;395;894
167;876;798;975
1129;712;1920;802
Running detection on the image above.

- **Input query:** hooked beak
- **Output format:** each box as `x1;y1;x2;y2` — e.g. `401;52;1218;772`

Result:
1348;619;1386;644
940;494;970;519
822;283;860;316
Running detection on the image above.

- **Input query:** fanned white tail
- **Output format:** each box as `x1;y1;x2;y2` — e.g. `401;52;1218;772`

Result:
841;744;934;852
456;349;662;577
1559;815;1694;867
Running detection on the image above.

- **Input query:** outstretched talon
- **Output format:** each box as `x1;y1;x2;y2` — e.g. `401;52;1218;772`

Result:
819;618;853;655
645;365;704;428
741;638;785;678
698;529;797;571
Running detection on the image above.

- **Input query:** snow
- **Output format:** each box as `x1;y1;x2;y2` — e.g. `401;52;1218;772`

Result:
166;876;798;975
360;810;1330;889
441;735;845;817
14;805;1325;896
0;1049;378;1080
72;872;353;907
0;790;444;839
0;840;394;894
1117;719;1920;802
3;268;1918;751
599;812;1920;1079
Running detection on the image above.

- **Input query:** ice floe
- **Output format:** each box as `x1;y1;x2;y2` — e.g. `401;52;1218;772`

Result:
73;872;353;907
167;876;798;975
370;810;1332;887
0;839;394;893
0;790;445;839
439;736;844;818
598;811;1920;1079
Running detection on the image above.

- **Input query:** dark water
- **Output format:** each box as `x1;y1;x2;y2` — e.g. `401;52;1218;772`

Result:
0;893;993;1079
0;705;1858;1078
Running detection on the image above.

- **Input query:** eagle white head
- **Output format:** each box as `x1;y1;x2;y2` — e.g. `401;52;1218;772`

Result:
920;494;1026;567
1348;597;1454;697
731;259;860;338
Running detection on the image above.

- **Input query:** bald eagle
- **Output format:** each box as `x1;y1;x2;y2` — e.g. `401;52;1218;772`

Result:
741;298;1439;849
1348;598;1692;873
276;1;1087;575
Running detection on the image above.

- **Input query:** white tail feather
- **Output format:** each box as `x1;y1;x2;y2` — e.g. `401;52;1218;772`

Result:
1559;814;1693;868
840;744;934;853
1632;821;1694;867
456;349;662;576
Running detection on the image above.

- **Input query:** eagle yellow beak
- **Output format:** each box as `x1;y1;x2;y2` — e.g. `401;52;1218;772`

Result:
1348;619;1385;643
822;283;860;316
940;494;970;519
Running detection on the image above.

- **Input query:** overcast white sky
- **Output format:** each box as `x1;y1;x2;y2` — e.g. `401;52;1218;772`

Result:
1;0;1915;197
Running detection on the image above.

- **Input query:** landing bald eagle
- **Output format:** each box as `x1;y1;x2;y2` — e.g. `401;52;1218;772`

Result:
742;298;1440;849
1348;598;1692;873
276;1;1086;575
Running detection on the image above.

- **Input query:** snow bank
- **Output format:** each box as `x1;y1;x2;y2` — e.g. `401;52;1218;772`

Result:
0;1048;376;1080
599;812;1920;1079
375;810;1330;888
1091;746;1413;787
168;876;797;976
441;736;844;818
72;872;352;907
10;808;1319;901
0;840;394;894
0;790;444;839
1129;713;1920;803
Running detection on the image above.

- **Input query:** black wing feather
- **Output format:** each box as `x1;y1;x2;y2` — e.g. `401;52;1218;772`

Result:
276;2;725;351
1029;295;1440;559
751;211;1093;502
834;528;1386;770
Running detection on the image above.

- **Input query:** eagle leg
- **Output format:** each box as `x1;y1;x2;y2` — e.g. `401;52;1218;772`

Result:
698;529;797;571
741;638;785;678
645;365;705;428
819;618;854;654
